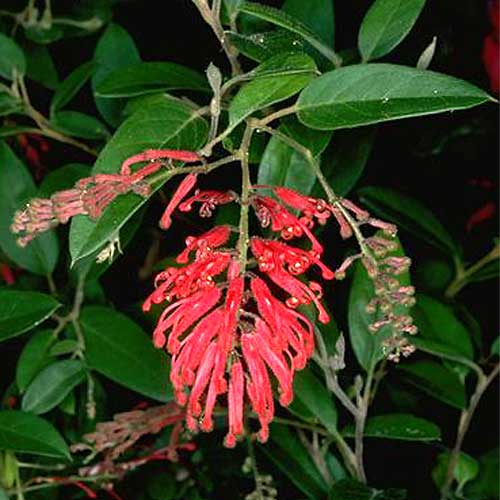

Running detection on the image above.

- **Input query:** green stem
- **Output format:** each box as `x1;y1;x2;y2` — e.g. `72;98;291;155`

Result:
246;434;265;500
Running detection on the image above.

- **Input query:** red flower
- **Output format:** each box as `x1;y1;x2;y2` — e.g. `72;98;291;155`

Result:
159;173;198;229
179;189;237;217
483;0;499;93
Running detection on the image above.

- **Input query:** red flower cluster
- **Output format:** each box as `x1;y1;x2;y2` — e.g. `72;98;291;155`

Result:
143;179;336;446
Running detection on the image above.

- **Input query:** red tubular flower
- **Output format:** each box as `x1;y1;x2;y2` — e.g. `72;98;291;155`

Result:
179;189;237;217
159;173;198;229
176;225;232;264
0;264;15;285
120;148;201;175
225;360;244;448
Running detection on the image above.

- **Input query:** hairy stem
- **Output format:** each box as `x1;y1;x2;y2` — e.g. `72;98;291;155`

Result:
246;434;265;500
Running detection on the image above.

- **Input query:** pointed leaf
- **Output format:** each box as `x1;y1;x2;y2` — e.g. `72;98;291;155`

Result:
25;45;59;90
22;360;86;415
358;0;427;61
69;96;208;264
50;110;110;140
0;291;60;343
80;306;172;401
297;64;493;130
433;451;479;491
0;410;70;459
0;33;25;79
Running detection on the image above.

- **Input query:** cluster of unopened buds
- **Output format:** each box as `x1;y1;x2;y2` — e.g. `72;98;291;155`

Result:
12;147;417;446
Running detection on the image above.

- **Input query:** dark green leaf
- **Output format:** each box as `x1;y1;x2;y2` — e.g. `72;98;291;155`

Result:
0;93;24;117
0;290;60;343
464;448;499;500
258;117;331;194
342;413;440;441
22;360;86;415
92;23;141;126
282;0;335;47
412;294;473;359
0;486;7;500
25;45;59;90
0;33;25;79
80;306;172;401
38;163;92;197
69;96;208;264
313;127;376;198
50;61;95;114
0;410;70;459
292;366;337;434
297;64;493;130
416;259;453;292
147;472;177;500
51;110;110;140
0;141;59;275
16;330;56;392
399;360;466;409
239;2;340;65
433;451;479;491
0;125;34;138
491;336;499;357
95;62;209;98
229;52;317;127
49;339;79;356
264;423;328;498
348;236;411;371
329;479;406;500
358;186;459;254
358;0;427;61
24;25;63;45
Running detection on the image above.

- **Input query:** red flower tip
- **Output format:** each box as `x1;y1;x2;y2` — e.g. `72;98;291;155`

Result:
176;225;232;264
179;189;237;217
160;173;198;230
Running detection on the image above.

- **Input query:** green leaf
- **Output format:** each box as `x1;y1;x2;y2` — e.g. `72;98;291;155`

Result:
342;413;440;441
0;93;24;117
49;339;79;356
0;33;26;79
412;294;473;359
16;330;56;392
258;117;331;194
297;64;493;130
0;486;7;500
329;480;407;500
464;448;499;500
348;236;411;371
0;141;59;275
264;423;328;499
469;258;499;284
94;62;209;98
69;96;208;265
50;61;95;114
358;186;459;254
38;163;92;197
0;290;60;343
229;52;317;127
0;410;70;459
491;336;499;357
22;360;86;415
398;360;466;409
358;0;427;61
50;110;110;140
433;451;479;491
313;127;376;198
80;306;172;401
282;0;335;48
292;366;337;435
92;23;141;126
25;45;59;90
0;125;34;138
239;2;340;65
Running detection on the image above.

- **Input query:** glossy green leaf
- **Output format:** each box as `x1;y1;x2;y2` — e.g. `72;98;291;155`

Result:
16;330;56;392
412;294;473;358
342;413;440;441
51;110;110;140
0;291;60;343
0;410;70;459
293;366;337;435
95;62;209;98
265;423;328;498
399;360;466;409
329;479;407;500
282;0;335;47
0;141;59;275
38;163;92;197
258;117;331;194
229;52;317;127
239;2;340;65
22;360;86;415
80;306;172;401
92;23;141;126
50;61;94;114
464;448;499;500
433;451;479;491
358;186;459;254
0;33;26;79
348;236;411;371
0;93;24;117
69;96;208;265
297;64;493;130
358;0;427;61
313;127;376;198
49;339;80;356
25;45;59;90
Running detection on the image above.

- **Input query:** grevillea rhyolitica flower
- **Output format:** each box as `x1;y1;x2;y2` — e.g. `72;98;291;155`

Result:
12;148;417;445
